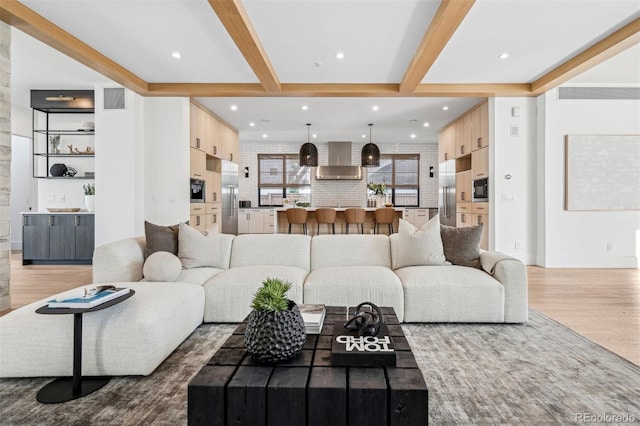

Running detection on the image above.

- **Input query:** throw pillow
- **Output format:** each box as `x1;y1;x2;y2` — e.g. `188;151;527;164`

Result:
440;224;483;269
178;223;223;269
393;217;447;269
143;251;182;282
144;221;180;258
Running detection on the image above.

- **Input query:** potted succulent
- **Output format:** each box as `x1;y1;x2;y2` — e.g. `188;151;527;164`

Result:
244;277;306;364
83;183;95;212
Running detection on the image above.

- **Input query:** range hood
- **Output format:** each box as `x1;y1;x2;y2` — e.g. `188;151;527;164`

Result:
315;142;363;180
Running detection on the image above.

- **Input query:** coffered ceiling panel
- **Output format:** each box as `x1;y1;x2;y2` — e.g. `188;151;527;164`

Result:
423;0;640;83
21;0;259;83
243;0;438;83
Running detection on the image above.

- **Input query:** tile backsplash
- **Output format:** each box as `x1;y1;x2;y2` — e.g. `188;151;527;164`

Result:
238;141;438;208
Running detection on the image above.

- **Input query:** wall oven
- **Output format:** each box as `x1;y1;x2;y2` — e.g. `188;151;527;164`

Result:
473;177;488;202
190;178;205;203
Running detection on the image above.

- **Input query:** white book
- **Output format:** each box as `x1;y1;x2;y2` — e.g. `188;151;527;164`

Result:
48;287;130;309
299;304;326;325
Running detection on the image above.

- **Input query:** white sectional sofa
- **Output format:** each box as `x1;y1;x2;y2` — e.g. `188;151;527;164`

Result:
0;231;527;378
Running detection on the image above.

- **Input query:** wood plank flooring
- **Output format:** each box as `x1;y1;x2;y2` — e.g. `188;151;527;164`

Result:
2;252;638;365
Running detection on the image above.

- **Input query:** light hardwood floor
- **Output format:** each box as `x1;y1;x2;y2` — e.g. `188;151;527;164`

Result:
3;252;639;365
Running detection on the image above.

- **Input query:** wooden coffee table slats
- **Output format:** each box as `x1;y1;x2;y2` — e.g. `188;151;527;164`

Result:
188;306;428;426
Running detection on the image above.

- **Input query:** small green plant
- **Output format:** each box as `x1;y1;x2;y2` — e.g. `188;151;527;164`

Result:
83;183;95;195
251;277;292;312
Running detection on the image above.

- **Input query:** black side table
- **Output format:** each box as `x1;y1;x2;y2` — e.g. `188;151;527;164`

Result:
35;290;135;403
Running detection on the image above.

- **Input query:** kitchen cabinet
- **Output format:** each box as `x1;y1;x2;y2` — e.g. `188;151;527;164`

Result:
411;209;431;228
22;213;94;264
473;212;489;250
220;124;239;163
454;119;467;158
456;203;471;228
472;146;489;179
206;203;221;232
263;210;275;234
190;103;202;150
190;203;207;233
456;171;472;203
205;171;221;203
472;102;489;151
462;113;473;154
438;125;456;163
190;147;206;179
238;209;265;234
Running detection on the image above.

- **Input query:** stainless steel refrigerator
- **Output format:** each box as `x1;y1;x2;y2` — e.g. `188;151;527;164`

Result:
221;160;239;235
439;160;456;226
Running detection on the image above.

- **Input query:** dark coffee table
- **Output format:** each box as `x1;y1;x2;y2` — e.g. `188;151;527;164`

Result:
188;306;428;426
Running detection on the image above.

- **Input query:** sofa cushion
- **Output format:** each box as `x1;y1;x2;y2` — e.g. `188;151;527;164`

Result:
440;224;483;269
229;234;311;270
176;267;225;286
396;265;504;323
311;235;391;269
143;251;182;282
178;223;224;269
0;282;204;377
144;221;180;258
304;266;404;322
391;218;446;270
203;265;308;322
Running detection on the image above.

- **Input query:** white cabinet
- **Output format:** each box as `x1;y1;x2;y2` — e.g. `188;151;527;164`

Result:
263;210;275;234
238;209;265;234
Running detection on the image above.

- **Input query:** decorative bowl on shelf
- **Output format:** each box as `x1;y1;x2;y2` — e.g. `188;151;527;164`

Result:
384;203;393;207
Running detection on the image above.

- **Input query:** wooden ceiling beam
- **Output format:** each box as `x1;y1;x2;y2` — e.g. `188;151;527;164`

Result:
208;0;281;93
531;18;640;96
0;0;148;95
147;82;531;97
399;0;475;94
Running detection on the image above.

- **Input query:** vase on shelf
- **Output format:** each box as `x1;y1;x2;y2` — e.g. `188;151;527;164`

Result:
85;195;95;212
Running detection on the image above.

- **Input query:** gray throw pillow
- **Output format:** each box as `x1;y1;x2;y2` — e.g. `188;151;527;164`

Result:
440;224;483;269
144;221;180;258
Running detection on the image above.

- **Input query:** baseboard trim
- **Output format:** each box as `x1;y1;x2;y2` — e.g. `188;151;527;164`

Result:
11;241;22;251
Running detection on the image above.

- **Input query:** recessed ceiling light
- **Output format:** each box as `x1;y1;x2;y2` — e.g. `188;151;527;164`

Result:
361;134;367;138
423;122;430;127
335;52;345;60
249;122;255;127
499;52;509;59
443;106;449;110
372;105;379;111
262;134;268;138
230;105;238;111
312;134;317;139
171;52;182;59
315;61;324;67
410;133;417;139
301;105;308;111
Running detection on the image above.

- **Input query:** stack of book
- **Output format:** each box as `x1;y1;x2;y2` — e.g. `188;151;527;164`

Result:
299;304;326;334
48;286;130;309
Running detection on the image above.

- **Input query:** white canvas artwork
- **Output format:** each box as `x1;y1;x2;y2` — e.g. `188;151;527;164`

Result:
565;134;640;211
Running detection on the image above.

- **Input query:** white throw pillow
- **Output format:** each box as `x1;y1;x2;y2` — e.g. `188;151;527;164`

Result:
393;217;447;269
143;251;182;282
178;223;223;269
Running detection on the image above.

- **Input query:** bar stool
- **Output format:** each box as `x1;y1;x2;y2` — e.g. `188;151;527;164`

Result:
287;208;308;234
344;208;366;234
315;208;336;235
374;207;395;234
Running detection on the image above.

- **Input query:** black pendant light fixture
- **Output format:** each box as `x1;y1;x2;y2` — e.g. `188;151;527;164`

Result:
361;123;380;167
299;123;318;167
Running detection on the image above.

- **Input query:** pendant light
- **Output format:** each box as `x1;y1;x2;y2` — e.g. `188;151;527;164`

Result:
299;123;318;167
361;123;380;167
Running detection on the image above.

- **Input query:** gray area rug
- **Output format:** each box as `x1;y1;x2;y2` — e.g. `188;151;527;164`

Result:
1;310;638;425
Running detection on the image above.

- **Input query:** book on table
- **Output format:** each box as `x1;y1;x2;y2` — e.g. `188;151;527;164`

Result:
299;304;326;334
48;287;130;309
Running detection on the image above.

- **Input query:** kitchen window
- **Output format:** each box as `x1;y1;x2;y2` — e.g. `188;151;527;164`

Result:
367;154;419;207
258;154;311;206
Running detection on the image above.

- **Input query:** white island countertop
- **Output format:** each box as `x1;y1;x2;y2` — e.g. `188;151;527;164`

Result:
274;207;405;212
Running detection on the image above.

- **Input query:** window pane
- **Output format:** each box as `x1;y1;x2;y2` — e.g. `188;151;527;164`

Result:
394;188;419;206
259;188;283;206
285;157;311;185
259;155;283;185
395;158;419;185
367;158;392;184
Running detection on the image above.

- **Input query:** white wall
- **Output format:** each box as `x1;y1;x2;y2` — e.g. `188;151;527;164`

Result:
143;97;190;225
94;85;144;246
238;141;438;208
538;87;640;268
490;98;538;263
10;104;30;138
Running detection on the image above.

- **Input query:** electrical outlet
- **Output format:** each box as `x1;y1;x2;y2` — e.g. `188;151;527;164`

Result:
59;195;66;203
606;243;613;252
48;195;55;203
514;241;520;249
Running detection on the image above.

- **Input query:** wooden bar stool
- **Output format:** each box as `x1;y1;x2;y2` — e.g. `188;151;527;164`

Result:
287;208;308;234
344;208;366;234
314;208;336;235
374;207;395;234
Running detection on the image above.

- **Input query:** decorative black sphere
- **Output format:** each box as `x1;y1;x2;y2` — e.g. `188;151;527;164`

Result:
244;301;306;364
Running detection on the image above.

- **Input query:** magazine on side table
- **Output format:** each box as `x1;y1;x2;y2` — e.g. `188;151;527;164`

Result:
48;286;131;309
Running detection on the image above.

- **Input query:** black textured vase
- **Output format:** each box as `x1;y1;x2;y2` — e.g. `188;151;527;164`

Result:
244;300;306;364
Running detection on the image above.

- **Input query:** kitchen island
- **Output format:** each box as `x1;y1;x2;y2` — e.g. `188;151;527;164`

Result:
273;207;405;235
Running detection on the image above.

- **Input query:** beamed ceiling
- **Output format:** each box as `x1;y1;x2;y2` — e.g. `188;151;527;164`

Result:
2;0;639;143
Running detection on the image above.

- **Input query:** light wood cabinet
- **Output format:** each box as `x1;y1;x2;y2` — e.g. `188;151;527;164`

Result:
190;103;202;150
220;124;239;163
462;113;472;154
263;210;275;234
211;118;222;158
454;119;467;158
205;171;221;203
472;146;489;179
456;170;472;203
479;102;488;149
238;209;265;234
438;125;456;163
190;147;206;179
474;213;489;250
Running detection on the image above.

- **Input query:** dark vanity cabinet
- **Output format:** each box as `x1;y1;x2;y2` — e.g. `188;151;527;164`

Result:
22;214;95;264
